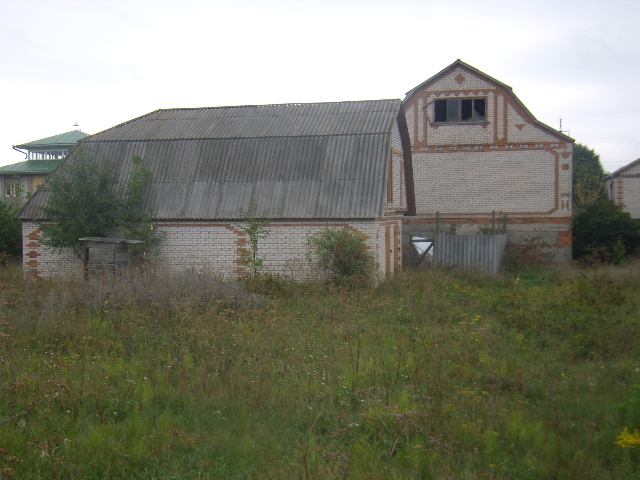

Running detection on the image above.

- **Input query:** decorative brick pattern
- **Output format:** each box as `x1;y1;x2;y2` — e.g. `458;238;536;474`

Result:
22;222;84;277
429;67;494;91
403;62;574;261
606;160;640;219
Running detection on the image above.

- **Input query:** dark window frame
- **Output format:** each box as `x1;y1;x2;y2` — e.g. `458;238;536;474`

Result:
433;98;487;123
5;181;18;198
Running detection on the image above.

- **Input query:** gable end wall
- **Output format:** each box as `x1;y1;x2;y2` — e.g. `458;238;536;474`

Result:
403;66;573;262
606;161;640;219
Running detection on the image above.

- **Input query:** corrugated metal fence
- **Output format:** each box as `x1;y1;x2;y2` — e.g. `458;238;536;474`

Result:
432;233;508;274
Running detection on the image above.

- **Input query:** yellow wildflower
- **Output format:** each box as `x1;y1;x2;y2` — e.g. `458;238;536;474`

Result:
615;427;640;449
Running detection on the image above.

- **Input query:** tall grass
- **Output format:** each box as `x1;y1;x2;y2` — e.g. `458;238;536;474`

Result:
0;261;639;478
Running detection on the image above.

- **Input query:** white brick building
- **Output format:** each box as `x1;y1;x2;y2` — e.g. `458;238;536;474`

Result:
19;101;414;279
605;158;640;219
402;60;574;262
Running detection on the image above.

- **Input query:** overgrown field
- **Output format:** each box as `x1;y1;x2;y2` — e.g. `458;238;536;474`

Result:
1;262;640;479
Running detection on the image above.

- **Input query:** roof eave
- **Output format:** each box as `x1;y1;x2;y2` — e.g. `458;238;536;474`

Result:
608;157;640;177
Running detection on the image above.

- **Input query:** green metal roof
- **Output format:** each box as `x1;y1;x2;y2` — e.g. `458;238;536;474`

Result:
14;130;89;149
0;159;60;175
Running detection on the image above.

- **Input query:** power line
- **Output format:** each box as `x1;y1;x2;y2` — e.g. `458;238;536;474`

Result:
563;110;640;120
576;136;640;140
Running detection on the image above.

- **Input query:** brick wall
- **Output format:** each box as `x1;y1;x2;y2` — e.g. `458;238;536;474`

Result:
403;64;574;262
389;124;407;211
606;161;640;219
23;218;404;280
22;222;84;277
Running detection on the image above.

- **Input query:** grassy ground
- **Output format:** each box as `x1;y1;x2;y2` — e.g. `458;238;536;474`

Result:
0;261;639;479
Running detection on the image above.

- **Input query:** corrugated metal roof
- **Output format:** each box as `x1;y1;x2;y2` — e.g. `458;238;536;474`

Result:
87;100;399;142
0;159;60;175
20;100;405;220
14;130;89;149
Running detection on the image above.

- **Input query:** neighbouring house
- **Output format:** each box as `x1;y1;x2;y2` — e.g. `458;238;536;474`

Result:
605;158;640;219
18;100;415;278
402;60;574;262
1;130;88;205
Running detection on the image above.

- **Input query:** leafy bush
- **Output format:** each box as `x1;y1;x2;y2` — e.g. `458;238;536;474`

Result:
573;199;640;262
618;384;640;433
502;236;552;273
307;228;376;285
0;201;21;258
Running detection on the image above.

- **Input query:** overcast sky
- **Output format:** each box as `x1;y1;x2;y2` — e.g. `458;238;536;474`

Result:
1;0;639;172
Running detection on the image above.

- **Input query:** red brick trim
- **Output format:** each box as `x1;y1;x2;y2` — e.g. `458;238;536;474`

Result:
558;231;573;247
405;216;572;225
413;142;568;154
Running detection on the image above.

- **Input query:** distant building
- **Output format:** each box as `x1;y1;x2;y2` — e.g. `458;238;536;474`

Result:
1;130;88;204
605;158;640;219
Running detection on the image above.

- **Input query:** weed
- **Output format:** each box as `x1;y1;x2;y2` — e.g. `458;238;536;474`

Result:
237;199;271;277
0;262;638;478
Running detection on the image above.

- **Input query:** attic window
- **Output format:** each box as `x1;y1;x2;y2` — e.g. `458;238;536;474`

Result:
434;98;486;123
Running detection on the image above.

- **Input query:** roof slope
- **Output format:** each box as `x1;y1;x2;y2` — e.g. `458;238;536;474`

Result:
608;157;640;177
14;130;89;149
20;100;406;221
0;159;60;175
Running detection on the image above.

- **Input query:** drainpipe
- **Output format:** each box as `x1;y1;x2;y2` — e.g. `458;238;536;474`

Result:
12;146;27;159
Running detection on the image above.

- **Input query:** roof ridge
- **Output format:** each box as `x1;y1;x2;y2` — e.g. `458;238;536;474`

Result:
155;99;400;112
84;132;391;143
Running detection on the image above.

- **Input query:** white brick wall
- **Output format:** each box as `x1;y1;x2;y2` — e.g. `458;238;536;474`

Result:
390;123;407;211
22;222;84;276
606;161;640;219
420;92;496;146
24;218;404;280
412;149;570;216
507;104;563;143
403;63;574;262
428;67;494;91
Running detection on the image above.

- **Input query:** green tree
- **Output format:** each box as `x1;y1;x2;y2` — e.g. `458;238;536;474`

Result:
0;201;21;259
116;155;161;262
238;200;271;276
39;148;120;258
572;199;640;262
38;148;157;260
573;143;607;211
570;143;640;263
